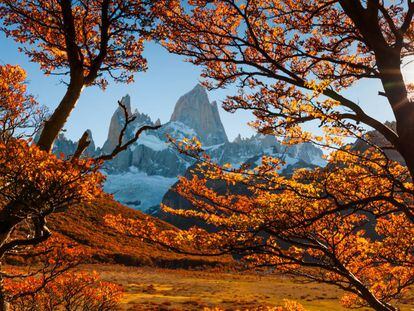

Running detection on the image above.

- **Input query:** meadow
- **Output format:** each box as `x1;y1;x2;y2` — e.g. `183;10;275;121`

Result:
86;265;414;311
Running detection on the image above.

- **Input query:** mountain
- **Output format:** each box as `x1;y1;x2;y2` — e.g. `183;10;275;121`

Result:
53;129;97;158
52;84;326;213
170;84;228;146
206;134;325;169
157;138;324;229
102;95;153;155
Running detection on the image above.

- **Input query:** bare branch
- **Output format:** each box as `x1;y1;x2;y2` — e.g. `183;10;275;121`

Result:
96;100;162;162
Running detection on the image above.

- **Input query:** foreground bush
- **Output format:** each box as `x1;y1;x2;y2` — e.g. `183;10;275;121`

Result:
6;271;123;311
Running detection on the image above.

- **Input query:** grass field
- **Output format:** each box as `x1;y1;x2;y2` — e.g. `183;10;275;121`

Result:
87;265;413;311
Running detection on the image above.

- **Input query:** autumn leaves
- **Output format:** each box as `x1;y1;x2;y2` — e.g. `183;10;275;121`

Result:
1;1;414;310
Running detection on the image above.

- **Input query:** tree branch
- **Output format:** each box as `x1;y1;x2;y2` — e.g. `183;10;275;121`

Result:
96;100;162;162
71;130;91;161
0;217;51;257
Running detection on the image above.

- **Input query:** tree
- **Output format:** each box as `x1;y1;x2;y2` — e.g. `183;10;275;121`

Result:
2;234;123;311
110;141;414;311
0;2;162;308
0;64;104;310
108;1;414;310
153;0;414;179
0;0;153;152
0;1;165;310
0;62;158;310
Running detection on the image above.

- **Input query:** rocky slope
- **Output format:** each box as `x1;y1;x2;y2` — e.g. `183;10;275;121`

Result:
53;84;326;213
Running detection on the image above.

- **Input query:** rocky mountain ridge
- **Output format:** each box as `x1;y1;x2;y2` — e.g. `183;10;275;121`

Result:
170;84;228;146
53;84;326;212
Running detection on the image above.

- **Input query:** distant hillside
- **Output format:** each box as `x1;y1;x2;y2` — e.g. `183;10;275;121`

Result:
49;195;226;268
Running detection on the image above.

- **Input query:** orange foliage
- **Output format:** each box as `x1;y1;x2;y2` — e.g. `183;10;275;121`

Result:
0;64;107;307
0;1;150;87
0;64;104;242
109;142;414;310
0;138;103;207
7;271;123;311
1;234;123;309
2;232;123;308
0;64;43;141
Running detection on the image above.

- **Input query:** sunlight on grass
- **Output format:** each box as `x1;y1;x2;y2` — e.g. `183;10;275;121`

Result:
82;265;414;311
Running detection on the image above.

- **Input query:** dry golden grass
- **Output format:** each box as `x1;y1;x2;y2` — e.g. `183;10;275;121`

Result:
83;264;414;311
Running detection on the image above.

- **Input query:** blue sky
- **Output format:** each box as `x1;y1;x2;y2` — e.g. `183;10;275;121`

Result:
0;32;403;147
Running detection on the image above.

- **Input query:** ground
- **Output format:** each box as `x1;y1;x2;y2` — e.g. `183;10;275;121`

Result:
87;265;414;311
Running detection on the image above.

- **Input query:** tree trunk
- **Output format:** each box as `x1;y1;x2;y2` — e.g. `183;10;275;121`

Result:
392;93;414;179
0;265;9;311
377;55;414;179
398;131;414;179
36;77;84;153
342;269;397;311
358;286;396;311
0;214;21;251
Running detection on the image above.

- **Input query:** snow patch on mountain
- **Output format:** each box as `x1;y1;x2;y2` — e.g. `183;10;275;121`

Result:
132;132;168;152
103;168;177;212
164;121;197;140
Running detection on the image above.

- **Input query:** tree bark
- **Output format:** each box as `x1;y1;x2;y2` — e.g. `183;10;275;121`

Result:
398;130;414;180
377;55;414;179
338;2;414;179
0;208;22;252
36;76;84;153
0;265;9;311
354;281;396;311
